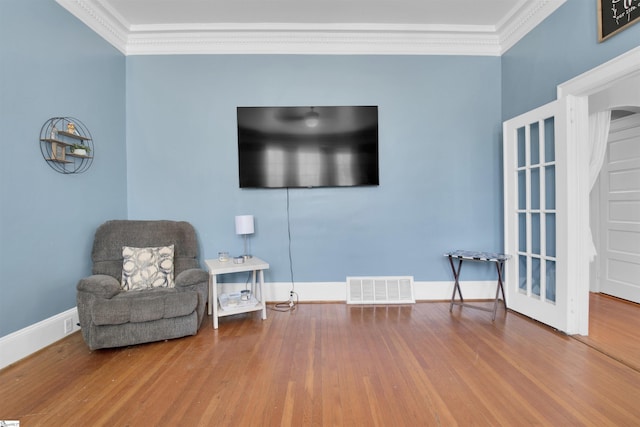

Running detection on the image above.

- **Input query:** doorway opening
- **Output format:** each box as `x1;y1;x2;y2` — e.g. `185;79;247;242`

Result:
589;109;640;304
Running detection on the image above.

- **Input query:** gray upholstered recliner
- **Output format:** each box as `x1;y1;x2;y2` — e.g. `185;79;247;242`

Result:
77;220;209;350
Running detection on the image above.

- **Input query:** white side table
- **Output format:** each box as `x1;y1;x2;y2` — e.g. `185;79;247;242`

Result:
204;257;269;329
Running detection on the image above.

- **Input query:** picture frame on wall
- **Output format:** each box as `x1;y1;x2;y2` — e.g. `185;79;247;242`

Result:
598;0;640;42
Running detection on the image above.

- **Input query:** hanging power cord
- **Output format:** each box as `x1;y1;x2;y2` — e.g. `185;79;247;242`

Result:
272;187;299;312
245;272;251;291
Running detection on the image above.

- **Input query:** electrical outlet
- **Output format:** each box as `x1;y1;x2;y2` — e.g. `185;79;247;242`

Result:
64;317;73;334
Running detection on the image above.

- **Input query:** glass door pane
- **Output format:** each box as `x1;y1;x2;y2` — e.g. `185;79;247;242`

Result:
515;116;556;303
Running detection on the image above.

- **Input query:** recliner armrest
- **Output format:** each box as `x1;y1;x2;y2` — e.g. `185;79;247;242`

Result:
77;274;121;299
175;268;208;288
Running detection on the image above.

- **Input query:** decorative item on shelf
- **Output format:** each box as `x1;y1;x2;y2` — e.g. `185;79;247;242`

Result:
51;143;66;161
70;143;90;156
39;117;94;174
218;251;229;262
67;122;78;135
235;214;254;259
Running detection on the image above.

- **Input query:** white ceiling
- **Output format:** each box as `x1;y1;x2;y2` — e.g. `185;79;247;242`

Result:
100;0;523;26
56;0;566;55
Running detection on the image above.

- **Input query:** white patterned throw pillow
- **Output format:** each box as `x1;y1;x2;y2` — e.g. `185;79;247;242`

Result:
121;245;175;291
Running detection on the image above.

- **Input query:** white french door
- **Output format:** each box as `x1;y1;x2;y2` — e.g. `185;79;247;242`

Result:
503;98;574;333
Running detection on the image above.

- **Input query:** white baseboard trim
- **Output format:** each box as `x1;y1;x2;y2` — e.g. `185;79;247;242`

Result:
221;279;499;303
0;307;80;370
0;280;498;369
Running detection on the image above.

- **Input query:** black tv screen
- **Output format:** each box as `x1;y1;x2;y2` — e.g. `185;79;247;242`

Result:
237;106;379;188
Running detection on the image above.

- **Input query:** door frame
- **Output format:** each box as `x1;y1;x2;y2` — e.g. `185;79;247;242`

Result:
555;46;640;335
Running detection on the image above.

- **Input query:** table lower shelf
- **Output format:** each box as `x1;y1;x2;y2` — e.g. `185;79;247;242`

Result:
216;302;265;317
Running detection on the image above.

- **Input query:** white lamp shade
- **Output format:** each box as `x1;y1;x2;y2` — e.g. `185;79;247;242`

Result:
235;215;254;235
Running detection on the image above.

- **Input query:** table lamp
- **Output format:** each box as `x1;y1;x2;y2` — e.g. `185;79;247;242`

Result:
235;215;254;259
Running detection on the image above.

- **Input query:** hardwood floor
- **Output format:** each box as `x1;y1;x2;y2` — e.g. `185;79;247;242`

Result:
572;292;640;372
2;299;640;426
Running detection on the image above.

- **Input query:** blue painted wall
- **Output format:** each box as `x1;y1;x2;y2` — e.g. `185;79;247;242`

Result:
0;0;127;336
2;0;638;338
125;55;503;283
502;0;640;120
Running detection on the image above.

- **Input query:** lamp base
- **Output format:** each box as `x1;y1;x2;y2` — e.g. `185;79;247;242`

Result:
243;254;253;260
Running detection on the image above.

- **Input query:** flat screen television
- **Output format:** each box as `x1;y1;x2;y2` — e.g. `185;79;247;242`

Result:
237;106;379;188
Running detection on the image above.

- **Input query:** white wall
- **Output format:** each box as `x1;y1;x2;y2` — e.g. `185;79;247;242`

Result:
589;74;640;114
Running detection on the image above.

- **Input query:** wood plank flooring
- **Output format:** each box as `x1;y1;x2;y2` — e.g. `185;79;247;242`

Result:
1;298;640;426
572;292;640;372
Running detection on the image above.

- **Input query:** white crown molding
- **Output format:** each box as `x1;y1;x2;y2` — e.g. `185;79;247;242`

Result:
56;0;565;56
498;0;567;54
126;28;502;56
56;0;129;53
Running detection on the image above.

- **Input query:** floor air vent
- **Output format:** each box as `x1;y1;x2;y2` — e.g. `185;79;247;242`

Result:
347;276;415;304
